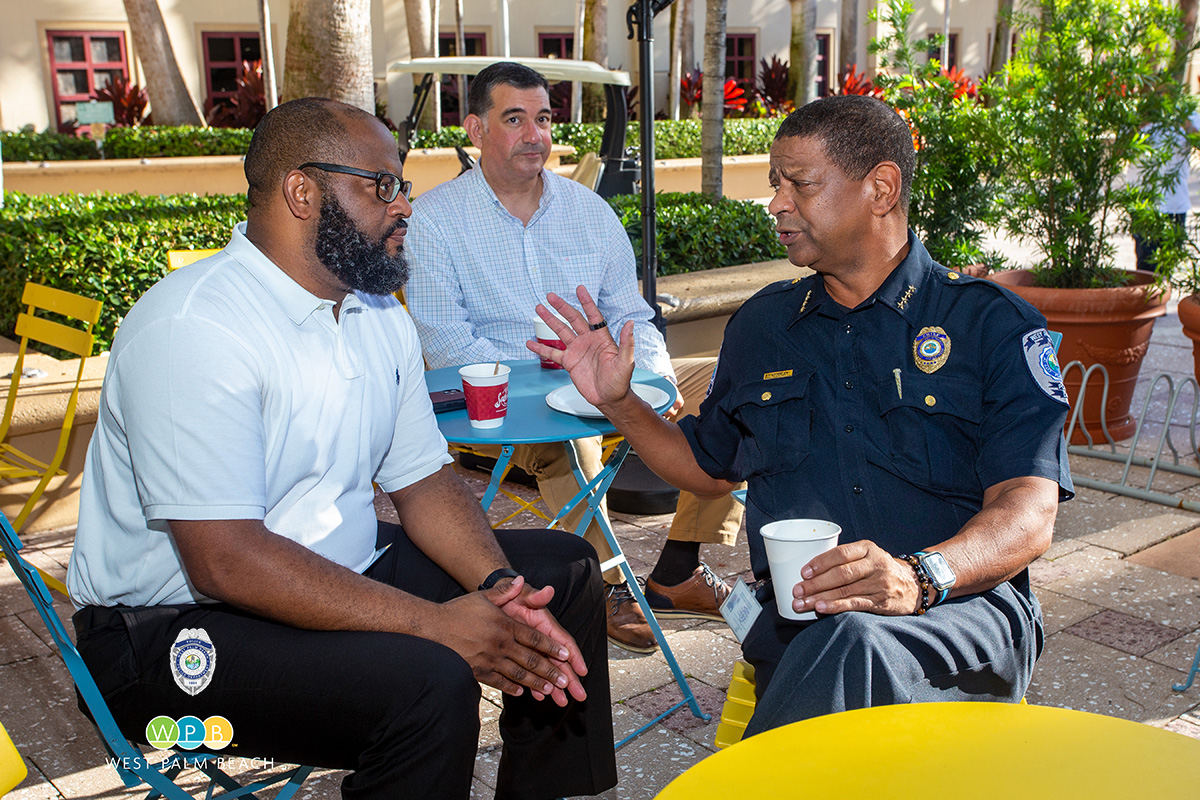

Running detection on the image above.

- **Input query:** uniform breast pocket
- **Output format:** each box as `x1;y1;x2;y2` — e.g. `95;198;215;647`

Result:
876;372;981;494
723;371;814;477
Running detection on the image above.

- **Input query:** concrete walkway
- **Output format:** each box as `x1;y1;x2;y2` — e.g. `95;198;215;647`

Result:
5;235;1200;798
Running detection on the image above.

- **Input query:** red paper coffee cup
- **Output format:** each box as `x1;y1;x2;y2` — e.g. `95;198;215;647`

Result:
459;364;510;429
534;318;565;369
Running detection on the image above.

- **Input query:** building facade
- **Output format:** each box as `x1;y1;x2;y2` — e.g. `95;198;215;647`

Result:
0;0;1185;134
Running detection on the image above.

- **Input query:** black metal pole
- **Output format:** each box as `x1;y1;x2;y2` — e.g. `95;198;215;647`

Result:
628;0;674;335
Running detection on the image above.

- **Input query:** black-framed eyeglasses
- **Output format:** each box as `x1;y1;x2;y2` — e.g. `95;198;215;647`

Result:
298;162;412;203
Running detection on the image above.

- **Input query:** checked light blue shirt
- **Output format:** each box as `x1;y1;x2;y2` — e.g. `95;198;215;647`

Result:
405;163;675;379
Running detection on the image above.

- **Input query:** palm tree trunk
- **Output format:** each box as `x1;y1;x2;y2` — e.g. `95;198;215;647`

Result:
282;0;374;112
404;0;436;128
838;0;859;83
582;0;608;123
668;0;695;121
455;0;467;117
1175;0;1198;81
788;0;817;106
430;0;441;130
988;0;1013;79
701;0;727;198
121;0;203;125
669;2;683;120
257;0;279;111
573;0;586;122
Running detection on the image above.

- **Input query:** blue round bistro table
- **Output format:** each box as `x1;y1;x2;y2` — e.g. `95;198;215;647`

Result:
424;360;709;745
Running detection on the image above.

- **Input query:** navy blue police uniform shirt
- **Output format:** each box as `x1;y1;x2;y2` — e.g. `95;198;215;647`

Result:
678;231;1074;590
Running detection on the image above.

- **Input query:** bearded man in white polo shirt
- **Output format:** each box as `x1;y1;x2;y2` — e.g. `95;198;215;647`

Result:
66;98;617;800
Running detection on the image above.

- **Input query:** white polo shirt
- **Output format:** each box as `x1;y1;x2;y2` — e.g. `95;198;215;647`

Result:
68;222;453;607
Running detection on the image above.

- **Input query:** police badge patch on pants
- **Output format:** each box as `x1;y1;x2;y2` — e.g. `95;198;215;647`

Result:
171;628;216;695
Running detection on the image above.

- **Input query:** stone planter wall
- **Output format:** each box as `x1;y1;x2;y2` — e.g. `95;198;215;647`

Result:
5;148;771;202
658;259;809;357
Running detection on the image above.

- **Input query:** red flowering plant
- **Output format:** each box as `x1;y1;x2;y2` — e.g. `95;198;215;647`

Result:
867;0;1003;270
679;68;752;117
94;74;150;127
836;65;884;98
754;56;795;116
206;60;268;129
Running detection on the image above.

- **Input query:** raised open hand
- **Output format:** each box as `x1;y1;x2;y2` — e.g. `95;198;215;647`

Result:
526;286;636;410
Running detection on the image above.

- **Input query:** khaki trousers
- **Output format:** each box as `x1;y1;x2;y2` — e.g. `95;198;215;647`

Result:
467;358;745;584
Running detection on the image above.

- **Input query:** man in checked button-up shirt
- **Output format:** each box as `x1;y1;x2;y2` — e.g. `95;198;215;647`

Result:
406;62;745;653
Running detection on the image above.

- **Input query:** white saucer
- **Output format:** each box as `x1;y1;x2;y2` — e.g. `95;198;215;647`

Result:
545;383;671;418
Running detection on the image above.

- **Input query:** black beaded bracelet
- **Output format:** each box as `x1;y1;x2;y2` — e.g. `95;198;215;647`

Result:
898;555;933;615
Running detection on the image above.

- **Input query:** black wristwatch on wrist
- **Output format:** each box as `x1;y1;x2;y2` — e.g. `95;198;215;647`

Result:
478;567;521;591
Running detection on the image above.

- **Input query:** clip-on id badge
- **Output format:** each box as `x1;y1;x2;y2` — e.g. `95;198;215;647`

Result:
720;579;763;643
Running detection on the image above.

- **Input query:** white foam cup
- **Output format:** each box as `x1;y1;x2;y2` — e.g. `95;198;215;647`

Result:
459;363;511;429
760;519;842;621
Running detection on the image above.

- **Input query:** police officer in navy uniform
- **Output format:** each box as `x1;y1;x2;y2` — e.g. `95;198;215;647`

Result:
529;94;1073;734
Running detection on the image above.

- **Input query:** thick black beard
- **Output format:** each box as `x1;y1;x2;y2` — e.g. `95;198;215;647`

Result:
314;194;409;296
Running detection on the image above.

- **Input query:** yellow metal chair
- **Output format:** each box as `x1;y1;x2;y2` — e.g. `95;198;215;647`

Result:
714;660;757;749
166;248;220;271
0;283;103;536
713;659;1027;750
0;718;26;795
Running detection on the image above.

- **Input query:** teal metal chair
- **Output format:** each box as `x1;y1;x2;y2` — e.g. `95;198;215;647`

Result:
0;511;314;799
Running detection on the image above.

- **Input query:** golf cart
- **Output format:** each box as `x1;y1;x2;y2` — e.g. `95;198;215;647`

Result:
386;56;638;198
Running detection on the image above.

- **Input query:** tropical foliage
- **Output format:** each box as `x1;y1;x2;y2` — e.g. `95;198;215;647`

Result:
869;0;1004;268
991;0;1198;287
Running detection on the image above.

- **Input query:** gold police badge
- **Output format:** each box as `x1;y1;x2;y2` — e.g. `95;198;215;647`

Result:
912;326;951;374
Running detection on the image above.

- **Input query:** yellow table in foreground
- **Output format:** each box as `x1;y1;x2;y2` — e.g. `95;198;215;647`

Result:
657;702;1200;798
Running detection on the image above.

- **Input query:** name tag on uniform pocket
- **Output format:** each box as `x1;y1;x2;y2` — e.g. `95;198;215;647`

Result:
720;578;762;643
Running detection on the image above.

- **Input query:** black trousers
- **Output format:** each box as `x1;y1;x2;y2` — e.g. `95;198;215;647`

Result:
73;524;618;800
741;580;1043;737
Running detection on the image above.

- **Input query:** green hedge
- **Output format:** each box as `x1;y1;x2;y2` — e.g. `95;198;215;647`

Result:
1;130;100;162
607;192;785;275
414;118;779;163
0;192;245;352
4;117;780;162
0;188;780;354
104;126;255;159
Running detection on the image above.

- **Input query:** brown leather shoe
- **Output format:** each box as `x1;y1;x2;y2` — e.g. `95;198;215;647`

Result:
644;563;732;621
604;583;658;653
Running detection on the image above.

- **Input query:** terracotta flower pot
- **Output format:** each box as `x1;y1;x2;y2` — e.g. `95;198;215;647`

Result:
1177;293;1200;383
987;269;1169;443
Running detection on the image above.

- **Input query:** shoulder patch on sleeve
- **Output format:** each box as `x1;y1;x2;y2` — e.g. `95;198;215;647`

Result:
1022;328;1070;405
706;345;721;400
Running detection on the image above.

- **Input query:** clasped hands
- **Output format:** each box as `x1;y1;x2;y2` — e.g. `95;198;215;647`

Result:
441;575;588;707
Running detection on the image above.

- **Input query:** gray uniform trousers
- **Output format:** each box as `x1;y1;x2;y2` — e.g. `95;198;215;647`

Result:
741;580;1043;737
